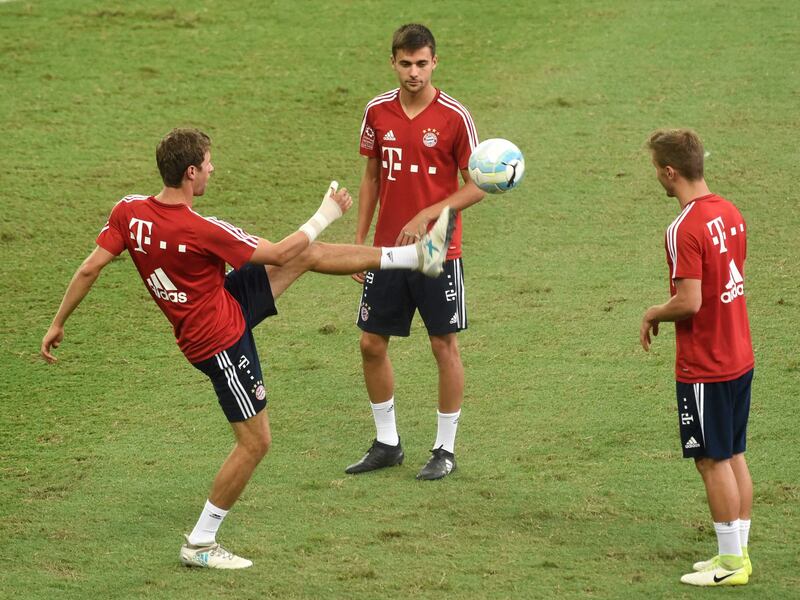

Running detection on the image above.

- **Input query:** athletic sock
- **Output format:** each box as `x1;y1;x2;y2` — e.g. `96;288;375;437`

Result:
188;499;228;546
714;520;742;567
739;518;751;549
380;245;419;270
433;410;461;454
371;397;399;446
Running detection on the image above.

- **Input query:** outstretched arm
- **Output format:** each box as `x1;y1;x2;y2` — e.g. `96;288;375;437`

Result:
41;246;116;363
640;278;702;351
395;169;485;246
249;183;352;266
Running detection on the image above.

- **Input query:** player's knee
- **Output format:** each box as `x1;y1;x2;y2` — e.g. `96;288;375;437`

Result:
238;428;271;460
249;431;272;460
429;335;459;362
360;334;388;362
302;242;326;270
694;456;728;475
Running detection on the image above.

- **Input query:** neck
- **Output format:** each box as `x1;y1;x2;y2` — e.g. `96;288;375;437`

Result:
675;179;711;209
399;85;436;111
155;185;193;207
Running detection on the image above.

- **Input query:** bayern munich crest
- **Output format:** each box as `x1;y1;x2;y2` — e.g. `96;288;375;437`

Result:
255;384;266;401
422;128;439;147
360;304;370;322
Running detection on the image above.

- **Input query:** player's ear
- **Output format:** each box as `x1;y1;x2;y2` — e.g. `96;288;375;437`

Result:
431;54;438;70
186;165;197;181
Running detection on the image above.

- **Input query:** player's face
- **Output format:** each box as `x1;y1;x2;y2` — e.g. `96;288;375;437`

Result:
192;151;214;196
652;155;675;197
392;47;437;95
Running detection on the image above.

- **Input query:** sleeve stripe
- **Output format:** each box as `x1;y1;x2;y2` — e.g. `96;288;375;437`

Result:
666;202;695;278
437;93;479;150
204;216;259;248
359;89;399;137
120;194;150;203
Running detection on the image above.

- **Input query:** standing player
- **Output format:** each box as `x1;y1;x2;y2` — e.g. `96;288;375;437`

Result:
345;24;485;480
640;129;755;586
40;128;455;569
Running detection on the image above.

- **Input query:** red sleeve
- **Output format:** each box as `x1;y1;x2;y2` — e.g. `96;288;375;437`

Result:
359;106;379;158
95;201;127;256
672;223;703;280
198;216;259;269
451;111;475;171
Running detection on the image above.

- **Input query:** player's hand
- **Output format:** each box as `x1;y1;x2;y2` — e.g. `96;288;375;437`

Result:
396;213;432;246
41;325;64;363
332;187;352;215
351;271;366;284
640;309;660;352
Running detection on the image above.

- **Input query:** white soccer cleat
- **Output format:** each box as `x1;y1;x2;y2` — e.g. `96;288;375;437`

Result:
417;206;456;277
693;551;752;575
680;564;748;586
179;535;253;569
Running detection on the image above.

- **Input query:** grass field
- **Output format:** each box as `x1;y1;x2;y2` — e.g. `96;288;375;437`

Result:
2;1;799;598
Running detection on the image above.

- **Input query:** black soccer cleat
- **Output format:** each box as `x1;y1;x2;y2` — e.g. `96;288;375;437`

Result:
344;439;404;474
416;447;457;480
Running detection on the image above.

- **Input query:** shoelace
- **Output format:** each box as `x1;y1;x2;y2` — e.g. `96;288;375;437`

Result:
209;544;235;560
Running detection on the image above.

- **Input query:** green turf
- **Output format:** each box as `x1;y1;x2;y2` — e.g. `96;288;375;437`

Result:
2;1;798;598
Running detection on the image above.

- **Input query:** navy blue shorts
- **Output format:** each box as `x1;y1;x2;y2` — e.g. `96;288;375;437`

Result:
357;258;467;337
676;369;753;460
192;264;278;422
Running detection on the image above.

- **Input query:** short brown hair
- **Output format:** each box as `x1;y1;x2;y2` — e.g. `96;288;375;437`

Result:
647;128;704;181
392;23;436;57
156;128;211;187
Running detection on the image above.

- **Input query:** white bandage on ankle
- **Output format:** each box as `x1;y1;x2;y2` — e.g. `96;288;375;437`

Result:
299;181;342;242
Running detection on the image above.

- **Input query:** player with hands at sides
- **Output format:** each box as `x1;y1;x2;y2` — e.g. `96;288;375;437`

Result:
641;128;755;587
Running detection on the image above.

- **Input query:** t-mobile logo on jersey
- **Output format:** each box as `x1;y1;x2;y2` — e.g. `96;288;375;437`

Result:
129;218;154;254
721;259;744;304
706;217;728;253
382;147;402;181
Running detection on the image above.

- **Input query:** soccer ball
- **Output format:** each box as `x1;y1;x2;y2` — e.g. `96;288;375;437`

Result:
468;138;525;194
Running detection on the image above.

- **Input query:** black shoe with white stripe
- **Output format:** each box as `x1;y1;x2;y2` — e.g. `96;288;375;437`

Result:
416;447;456;480
345;439;404;474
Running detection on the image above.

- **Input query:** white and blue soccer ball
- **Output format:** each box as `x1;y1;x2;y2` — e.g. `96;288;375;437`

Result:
468;138;525;194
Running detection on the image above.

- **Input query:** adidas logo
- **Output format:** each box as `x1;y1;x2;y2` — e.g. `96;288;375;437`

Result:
721;259;744;304
684;436;701;449
449;313;458;325
147;267;187;303
383;130;396;141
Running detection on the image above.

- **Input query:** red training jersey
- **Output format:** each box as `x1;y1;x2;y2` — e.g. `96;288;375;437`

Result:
96;195;259;363
665;193;754;383
359;88;478;259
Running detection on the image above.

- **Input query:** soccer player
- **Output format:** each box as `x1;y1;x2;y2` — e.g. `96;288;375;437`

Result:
641;129;755;586
345;24;485;480
40;128;455;569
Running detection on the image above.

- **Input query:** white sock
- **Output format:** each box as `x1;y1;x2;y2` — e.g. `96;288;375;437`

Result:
714;520;742;557
433;410;461;454
188;499;228;546
739;519;751;549
371;397;399;446
380;245;419;270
